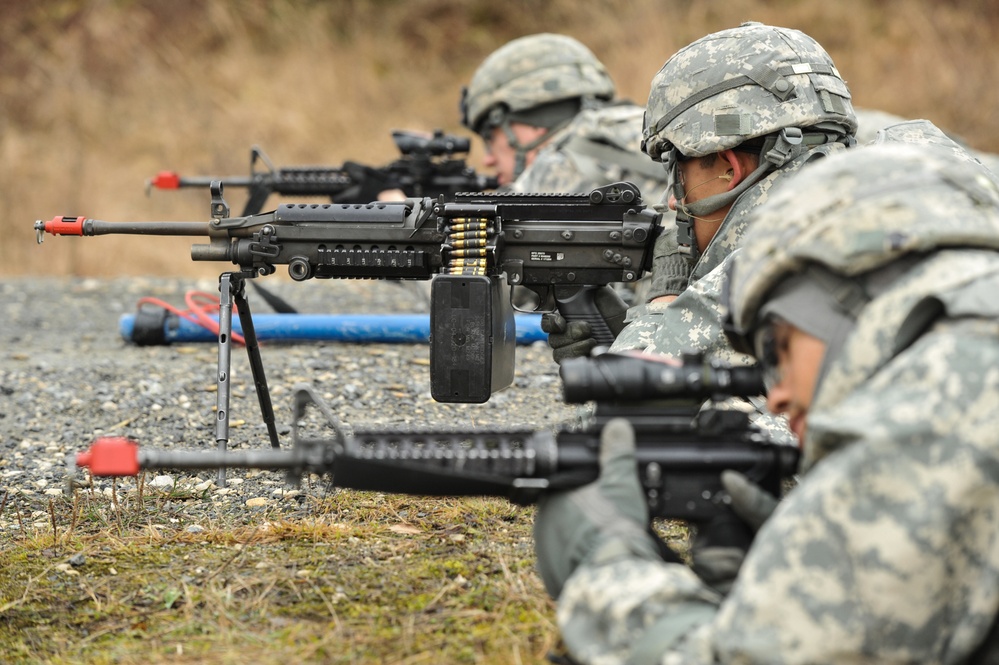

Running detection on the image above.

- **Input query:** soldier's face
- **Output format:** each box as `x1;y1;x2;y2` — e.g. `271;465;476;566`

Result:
481;123;549;186
668;150;742;252
760;320;827;445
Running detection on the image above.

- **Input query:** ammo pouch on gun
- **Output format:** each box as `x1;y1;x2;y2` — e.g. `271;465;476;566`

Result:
429;274;516;403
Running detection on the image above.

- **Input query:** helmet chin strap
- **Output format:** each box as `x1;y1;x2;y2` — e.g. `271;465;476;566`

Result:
675;159;774;260
676;128;808;261
500;116;573;181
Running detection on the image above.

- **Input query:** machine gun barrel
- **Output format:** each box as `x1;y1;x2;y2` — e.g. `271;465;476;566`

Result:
147;171;351;195
148;173;255;190
34;216;210;242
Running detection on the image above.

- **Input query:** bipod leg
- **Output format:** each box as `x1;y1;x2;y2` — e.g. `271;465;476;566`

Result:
232;275;280;450
215;273;237;487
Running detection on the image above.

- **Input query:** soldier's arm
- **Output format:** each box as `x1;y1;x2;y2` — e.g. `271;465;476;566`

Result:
510;146;593;194
611;258;749;365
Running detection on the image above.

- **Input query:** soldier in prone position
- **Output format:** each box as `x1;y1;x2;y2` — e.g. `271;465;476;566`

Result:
534;140;999;664
551;22;859;366
540;22;859;457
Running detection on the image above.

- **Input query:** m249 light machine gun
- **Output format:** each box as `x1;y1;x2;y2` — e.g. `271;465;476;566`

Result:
73;352;800;527
35;183;660;480
146;130;500;216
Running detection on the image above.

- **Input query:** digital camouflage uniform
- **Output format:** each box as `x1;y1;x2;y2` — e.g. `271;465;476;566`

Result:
608;23;856;441
611;141;847;363
615;117;998;361
631;109;999;309
510;102;671;204
612;22;856;359
854;107;999;174
462;32;670;203
555;142;999;664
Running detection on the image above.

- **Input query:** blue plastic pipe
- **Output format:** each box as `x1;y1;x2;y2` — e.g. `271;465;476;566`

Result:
119;312;547;345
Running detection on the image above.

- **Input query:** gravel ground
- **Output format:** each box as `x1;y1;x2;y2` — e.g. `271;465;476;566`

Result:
0;276;575;531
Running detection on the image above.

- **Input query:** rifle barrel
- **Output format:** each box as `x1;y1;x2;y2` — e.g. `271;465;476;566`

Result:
148;172;255;190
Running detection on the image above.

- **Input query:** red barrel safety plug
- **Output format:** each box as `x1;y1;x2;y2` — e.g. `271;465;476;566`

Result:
76;437;141;476
34;216;88;240
148;171;182;189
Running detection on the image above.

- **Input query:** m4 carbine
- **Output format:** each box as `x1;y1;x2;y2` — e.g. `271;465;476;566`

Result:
35;182;660;409
146;130;499;215
73;352;799;524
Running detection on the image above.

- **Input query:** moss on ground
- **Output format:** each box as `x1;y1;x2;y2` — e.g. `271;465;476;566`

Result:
0;490;565;664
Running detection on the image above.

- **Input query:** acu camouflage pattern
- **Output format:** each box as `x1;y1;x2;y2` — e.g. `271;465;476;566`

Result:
644;220;691;300
511;103;671;203
728;142;999;466
642;22;856;160
461;33;614;134
854;108;999;174
618;20;860;352
611;142;849;446
556;144;999;664
612;141;849;361
728;141;999;358
854;107;913;145
464;34;673;304
613;122;984;434
872;118;999;176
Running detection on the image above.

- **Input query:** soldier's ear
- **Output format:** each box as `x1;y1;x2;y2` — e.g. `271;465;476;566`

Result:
720;148;754;187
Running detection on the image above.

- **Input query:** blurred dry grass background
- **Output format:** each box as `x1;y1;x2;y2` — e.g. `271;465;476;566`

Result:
3;0;998;278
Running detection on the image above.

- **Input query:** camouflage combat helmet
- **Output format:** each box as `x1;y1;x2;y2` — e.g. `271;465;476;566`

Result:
460;33;615;178
461;33;614;135
643;22;857;162
726;143;999;356
642;23;858;261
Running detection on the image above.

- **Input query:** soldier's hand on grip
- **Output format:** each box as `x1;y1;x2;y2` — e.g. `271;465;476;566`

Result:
533;418;660;598
542;313;597;364
690;471;779;594
542;286;630;364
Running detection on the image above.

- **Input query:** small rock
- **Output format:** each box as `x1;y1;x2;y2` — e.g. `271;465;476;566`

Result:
245;497;270;508
68;553;86;567
150;475;175;489
185;524;205;534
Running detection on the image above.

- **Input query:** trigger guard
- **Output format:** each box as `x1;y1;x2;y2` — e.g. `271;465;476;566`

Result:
509;284;554;314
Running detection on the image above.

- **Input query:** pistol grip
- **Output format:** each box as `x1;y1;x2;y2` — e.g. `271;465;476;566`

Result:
554;286;617;347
